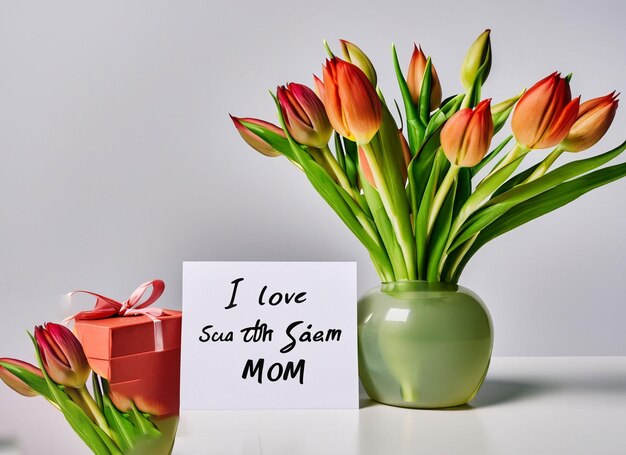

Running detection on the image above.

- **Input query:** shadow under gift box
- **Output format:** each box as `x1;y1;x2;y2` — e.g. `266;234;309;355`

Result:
74;310;182;417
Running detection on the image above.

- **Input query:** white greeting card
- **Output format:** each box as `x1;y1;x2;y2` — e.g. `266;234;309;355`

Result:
180;261;358;410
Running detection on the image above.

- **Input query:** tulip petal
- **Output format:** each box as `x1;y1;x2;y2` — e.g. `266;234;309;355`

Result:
231;116;283;157
535;97;579;149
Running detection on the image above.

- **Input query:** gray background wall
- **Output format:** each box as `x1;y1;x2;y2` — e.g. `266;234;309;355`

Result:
0;0;624;362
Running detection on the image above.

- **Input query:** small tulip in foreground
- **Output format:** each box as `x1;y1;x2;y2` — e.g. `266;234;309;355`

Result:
35;323;90;388
561;92;619;152
441;99;494;167
322;57;382;145
231;116;284;157
0;358;42;397
407;45;442;111
511;72;580;149
277;83;332;147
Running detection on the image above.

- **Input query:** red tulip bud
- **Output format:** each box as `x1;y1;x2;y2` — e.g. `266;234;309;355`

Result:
277;83;332;147
231;116;284;157
35;323;90;388
512;72;580;149
0;358;43;397
407;45;442;111
322;57;382;145
441;99;494;167
561;92;619;152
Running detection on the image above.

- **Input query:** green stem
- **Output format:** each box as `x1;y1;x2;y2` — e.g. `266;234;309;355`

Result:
320;144;364;206
488;142;530;176
427;165;459;237
362;141;416;280
523;146;564;183
444;233;479;282
78;386;114;441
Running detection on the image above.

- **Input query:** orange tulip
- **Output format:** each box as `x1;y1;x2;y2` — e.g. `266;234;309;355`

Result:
322;57;382;145
511;72;580;149
441;99;494;167
0;358;43;397
277;83;332;147
35;323;90;388
231;116;284;157
313;74;325;100
407;45;442;111
561;92;619;152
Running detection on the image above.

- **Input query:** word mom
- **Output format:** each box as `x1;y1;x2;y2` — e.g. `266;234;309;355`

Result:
242;358;305;385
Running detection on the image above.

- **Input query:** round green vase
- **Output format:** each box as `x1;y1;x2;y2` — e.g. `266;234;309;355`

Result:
358;280;493;408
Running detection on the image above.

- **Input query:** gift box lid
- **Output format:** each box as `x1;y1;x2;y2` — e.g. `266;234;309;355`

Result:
74;309;181;359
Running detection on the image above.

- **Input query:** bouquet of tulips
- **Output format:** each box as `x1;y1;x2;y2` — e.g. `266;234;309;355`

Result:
0;323;161;454
232;31;624;283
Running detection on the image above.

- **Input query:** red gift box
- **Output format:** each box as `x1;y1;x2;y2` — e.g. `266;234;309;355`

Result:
69;281;182;417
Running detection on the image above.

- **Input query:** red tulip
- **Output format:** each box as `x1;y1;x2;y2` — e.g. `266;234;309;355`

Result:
277;83;332;147
231;116;284;157
407;45;442;111
322;57;382;145
35;323;90;388
561;92;619;152
0;358;43;397
441;99;494;167
511;72;580;149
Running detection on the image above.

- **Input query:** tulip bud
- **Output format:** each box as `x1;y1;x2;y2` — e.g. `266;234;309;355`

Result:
461;29;492;90
322;57;382;145
511;72;580;149
491;90;525;134
340;39;377;87
0;358;43;397
561;92;619;152
231;116;284;157
35;323;90;388
407;45;442;111
441;99;494;167
277;83;332;147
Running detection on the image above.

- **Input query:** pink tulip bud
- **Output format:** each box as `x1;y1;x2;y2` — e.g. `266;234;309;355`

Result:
441;99;494;167
407;45;442;112
0;358;43;397
231;116;284;157
35;323;90;388
561;92;619;152
322;57;382;145
277;83;333;147
511;72;580;149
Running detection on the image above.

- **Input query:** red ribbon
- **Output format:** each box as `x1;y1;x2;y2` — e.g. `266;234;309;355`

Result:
65;280;166;351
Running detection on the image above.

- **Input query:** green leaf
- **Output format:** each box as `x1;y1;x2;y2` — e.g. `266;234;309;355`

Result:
0;360;53;401
439;94;465;117
392;44;420;152
450;162;626;282
490;162;540;197
342;137;359;188
418;57;433;126
472;135;514;177
101;392;139;452
129;403;161;439
334;132;346;172
427;178;457;281
92;373;104;413
453;167;472;219
415;151;445;279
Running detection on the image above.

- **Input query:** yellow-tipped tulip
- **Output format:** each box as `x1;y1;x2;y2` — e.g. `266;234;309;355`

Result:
231;116;284;157
322;57;382;145
511;72;580;149
561;92;619;152
0;358;43;397
461;29;492;90
35;323;90;388
277;83;332;147
407;45;442;111
340;39;377;87
441;99;494;167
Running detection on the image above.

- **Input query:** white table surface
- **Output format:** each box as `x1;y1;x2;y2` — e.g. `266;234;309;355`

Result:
1;357;625;455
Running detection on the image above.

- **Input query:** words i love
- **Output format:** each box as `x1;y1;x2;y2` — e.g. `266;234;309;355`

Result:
198;278;343;385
